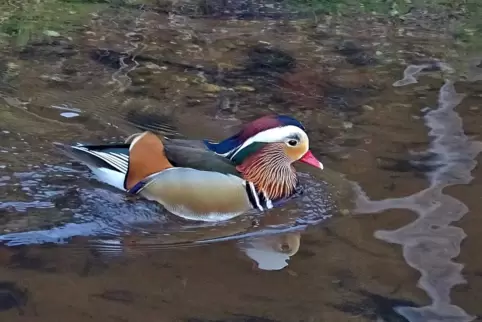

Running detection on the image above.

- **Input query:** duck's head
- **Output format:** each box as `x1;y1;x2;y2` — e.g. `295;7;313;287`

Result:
204;115;323;170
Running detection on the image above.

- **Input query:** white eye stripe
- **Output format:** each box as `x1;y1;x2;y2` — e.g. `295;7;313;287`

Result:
230;125;308;159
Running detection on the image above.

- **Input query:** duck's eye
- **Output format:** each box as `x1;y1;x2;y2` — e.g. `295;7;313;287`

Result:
287;139;298;147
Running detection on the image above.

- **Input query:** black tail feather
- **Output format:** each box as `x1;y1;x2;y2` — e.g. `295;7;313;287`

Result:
52;142;124;172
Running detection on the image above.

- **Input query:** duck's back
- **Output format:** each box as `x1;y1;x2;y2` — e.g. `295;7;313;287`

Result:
163;140;240;176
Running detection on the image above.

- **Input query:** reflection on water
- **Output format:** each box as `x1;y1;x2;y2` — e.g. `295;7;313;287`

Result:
0;1;481;321
355;70;482;321
392;62;454;87
239;232;300;270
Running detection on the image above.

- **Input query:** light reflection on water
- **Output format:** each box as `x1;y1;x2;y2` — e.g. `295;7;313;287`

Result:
354;67;482;322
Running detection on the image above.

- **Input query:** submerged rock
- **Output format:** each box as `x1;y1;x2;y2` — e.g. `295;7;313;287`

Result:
200;83;223;93
0;281;28;314
89;48;134;70
335;39;378;66
336;40;364;56
43;30;61;37
18;39;78;60
332;289;417;322
245;45;296;74
346;52;378;66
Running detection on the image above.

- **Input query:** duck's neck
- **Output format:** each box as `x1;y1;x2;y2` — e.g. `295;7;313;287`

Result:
236;144;298;201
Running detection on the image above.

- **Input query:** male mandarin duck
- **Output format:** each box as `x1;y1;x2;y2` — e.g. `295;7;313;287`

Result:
53;115;323;221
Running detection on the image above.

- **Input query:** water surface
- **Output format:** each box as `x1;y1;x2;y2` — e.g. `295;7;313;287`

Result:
0;1;481;321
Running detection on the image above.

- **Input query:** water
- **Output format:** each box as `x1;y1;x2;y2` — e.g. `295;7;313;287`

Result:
0;1;481;321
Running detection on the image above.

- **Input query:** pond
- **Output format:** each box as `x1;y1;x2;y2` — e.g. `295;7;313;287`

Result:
0;0;481;321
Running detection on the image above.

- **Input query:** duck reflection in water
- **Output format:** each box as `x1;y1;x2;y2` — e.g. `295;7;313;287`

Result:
236;209;304;271
91;209;306;271
112;223;303;272
238;231;301;271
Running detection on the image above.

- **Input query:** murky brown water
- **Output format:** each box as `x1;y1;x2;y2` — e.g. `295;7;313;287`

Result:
0;1;482;321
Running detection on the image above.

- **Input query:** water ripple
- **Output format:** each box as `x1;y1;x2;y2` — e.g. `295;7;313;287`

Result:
0;168;335;252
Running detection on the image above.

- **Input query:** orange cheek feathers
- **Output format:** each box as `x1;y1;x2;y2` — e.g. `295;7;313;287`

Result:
284;141;309;162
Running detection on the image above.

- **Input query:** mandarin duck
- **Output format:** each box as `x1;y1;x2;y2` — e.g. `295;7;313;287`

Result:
53;115;323;221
